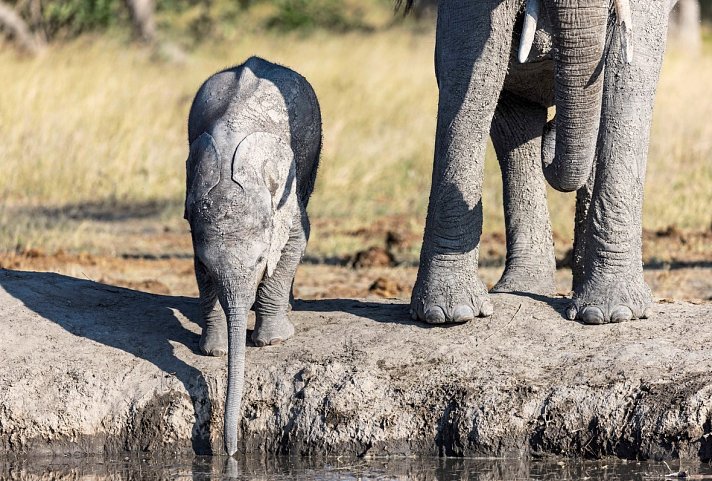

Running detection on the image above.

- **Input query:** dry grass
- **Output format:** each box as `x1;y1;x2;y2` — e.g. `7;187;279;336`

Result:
0;28;710;261
646;49;712;232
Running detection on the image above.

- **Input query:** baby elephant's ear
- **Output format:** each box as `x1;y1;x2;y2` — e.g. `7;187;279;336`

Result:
232;132;296;212
233;132;297;277
262;140;296;213
185;133;220;220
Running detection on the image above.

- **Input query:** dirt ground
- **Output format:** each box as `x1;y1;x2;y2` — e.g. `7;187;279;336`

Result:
1;217;710;460
1;223;710;303
2;268;711;459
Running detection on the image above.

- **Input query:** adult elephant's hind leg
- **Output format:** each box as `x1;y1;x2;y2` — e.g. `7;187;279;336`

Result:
572;169;595;294
411;0;518;324
490;92;556;295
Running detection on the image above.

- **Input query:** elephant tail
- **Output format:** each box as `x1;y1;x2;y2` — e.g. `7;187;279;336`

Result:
394;0;415;15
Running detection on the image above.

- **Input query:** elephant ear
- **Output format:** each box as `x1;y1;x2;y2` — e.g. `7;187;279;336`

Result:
232;132;297;277
185;132;221;221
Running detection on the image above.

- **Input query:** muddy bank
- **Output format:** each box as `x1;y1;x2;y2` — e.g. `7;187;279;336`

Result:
1;269;711;460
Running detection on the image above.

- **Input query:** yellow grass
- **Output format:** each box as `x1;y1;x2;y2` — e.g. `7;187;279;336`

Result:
0;29;710;259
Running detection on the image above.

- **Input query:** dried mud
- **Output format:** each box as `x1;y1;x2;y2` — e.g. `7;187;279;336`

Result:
1;269;711;460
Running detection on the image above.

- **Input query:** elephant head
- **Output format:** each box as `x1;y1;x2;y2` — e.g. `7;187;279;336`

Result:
519;0;633;192
185;131;296;456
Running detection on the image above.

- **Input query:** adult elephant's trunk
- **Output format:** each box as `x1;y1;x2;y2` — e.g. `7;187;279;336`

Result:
223;304;248;456
542;0;609;192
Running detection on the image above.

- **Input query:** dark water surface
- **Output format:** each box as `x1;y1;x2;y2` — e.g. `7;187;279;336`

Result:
2;456;711;480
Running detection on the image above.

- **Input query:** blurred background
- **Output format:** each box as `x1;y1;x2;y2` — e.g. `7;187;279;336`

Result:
1;0;711;301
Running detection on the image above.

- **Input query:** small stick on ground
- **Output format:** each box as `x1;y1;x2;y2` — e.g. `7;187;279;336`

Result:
481;303;523;344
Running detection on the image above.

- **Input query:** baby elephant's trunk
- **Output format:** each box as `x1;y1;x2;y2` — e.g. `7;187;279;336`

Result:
222;301;248;456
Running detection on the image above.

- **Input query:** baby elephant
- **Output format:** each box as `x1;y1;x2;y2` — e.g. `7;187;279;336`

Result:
184;56;321;456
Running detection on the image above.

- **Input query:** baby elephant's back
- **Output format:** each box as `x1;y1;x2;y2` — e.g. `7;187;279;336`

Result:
188;56;321;203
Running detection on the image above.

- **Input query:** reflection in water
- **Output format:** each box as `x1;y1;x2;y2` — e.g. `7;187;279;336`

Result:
1;456;710;481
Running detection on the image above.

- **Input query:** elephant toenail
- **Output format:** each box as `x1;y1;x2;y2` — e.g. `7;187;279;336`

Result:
201;346;226;357
424;306;447;324
452;305;475;323
641;307;652;319
409;308;418;321
480;300;494;317
611;306;633;323
581;306;605;325
566;306;577;321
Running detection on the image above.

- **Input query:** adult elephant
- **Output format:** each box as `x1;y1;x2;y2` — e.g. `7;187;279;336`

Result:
407;0;674;325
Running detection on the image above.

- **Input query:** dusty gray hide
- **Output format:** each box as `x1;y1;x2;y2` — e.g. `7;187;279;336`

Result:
184;56;321;456
406;0;672;326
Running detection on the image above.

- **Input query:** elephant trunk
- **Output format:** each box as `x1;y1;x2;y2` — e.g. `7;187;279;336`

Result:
542;0;609;192
223;303;248;457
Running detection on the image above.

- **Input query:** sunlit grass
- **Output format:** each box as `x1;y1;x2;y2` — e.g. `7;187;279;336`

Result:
0;28;710;259
647;50;712;232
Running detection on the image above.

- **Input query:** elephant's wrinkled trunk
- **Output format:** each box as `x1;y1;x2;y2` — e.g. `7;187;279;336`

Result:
223;304;248;457
543;0;608;192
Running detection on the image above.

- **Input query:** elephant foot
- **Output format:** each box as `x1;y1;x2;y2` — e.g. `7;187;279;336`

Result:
490;266;556;296
410;257;493;324
199;320;228;357
252;315;294;347
567;274;652;325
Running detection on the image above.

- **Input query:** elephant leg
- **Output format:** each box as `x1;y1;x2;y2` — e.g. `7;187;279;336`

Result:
195;255;227;356
568;1;669;324
410;0;519;324
572;167;595;293
253;205;308;346
490;91;556;295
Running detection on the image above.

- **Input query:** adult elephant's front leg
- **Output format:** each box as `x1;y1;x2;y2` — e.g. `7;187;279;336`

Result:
568;2;669;324
411;0;518;324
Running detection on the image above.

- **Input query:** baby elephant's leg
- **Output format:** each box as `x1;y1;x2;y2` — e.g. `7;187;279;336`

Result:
195;257;227;356
253;207;308;347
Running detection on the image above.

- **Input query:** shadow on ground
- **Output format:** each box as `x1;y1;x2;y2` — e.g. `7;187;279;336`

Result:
0;269;215;454
294;293;572;326
294;298;416;326
13;198;182;223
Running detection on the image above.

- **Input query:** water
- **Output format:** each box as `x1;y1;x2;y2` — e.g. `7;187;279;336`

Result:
2;456;711;481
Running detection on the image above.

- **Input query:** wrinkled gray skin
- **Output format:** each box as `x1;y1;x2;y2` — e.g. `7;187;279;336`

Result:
184;56;321;455
408;0;673;325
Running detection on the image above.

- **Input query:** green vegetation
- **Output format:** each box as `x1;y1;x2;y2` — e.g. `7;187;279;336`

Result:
3;0;397;42
5;0;712;43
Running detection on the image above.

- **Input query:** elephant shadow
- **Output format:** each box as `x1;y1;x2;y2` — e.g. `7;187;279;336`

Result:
293;297;430;326
0;269;217;454
294;294;570;327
